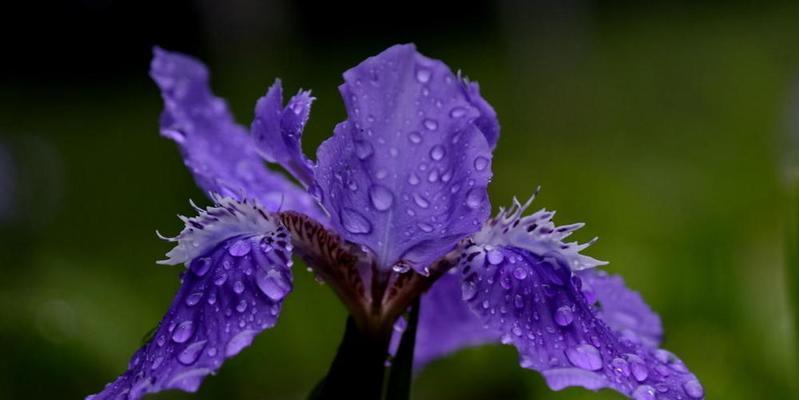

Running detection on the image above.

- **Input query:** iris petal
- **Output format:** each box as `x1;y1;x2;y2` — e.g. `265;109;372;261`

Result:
252;80;316;187
315;44;495;272
457;246;703;399
88;197;294;399
150;48;319;217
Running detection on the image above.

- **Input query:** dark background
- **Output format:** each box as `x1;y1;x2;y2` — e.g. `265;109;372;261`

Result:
1;0;797;398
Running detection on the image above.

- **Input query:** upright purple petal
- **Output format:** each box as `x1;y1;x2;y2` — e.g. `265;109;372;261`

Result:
88;197;294;399
315;44;495;272
150;48;319;218
579;270;663;348
252;80;316;187
457;246;703;399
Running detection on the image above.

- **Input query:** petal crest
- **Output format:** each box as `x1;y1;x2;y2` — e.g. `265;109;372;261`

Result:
88;197;294;399
150;48;319;218
315;44;495;272
252;80;316;187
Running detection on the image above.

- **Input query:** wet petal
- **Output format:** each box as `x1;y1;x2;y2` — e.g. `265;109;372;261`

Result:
390;271;499;369
579;269;663;348
88;197;294;400
457;245;703;399
472;191;607;271
252;80;316;187
315;44;494;272
150;48;319;217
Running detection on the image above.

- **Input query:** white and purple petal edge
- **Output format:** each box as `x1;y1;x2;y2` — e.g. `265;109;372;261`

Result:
88;197;294;399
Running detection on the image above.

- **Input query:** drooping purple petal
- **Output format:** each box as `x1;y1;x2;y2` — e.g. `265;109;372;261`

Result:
457;246;703;399
315;44;495;272
391;271;499;369
251;80;316;187
88;197;294;400
578;269;663;348
150;48;319;218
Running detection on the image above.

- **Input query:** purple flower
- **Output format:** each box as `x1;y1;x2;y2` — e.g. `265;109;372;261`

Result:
89;44;703;400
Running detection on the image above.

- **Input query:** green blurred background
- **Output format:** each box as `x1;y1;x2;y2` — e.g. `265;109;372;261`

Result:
1;0;797;398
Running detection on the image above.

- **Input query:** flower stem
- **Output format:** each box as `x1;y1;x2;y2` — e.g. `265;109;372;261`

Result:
385;298;420;400
308;316;391;400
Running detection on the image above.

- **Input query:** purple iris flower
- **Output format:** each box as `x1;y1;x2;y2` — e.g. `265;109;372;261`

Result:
89;44;704;400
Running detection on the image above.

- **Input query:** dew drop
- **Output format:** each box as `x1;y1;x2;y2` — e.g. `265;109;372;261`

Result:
449;107;466;118
236;299;248;313
178;340;207;365
408;131;422;144
340;208;372;234
465;188;484;209
171;321;195;343
369;185;394;211
427;169;439;183
417;222;434;233
683;380;704;398
611;357;630;376
554;306;574;327
565;344;602;371
461;280;477;301
228;239;251;257
233;281;245;294
354;140;374;159
413;193;430;209
213;273;227;286
625;354;649;382
185;292;203;306
191;257;212;277
632;385;656;400
408;172;420;186
429;145;445;161
256;269;291;301
423;119;438;131
512;267;528;280
487;250;504;265
473;156;490;171
415;66;431;83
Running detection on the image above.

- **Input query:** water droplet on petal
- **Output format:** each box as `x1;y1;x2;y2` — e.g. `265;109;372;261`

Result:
413;193;430;209
214;273;227;286
487;250;504;265
191;257;212;277
683;380;704;398
417;222;434;233
465;188;484;209
632;385;656;400
625;354;649;382
354;140;374;159
415;66;431;83
178;340;207;365
423;119;438;131
341;208;372;234
429;145;445;161
554;306;574;326
228;239;251;257
611;357;630;376
473;156;490;171
461;280;477;301
236;299;248;313
408;172;420;185
408;131;422;144
369;185;394;211
512;267;528;280
565;344;602;371
185;292;203;306
256;269;291;301
171;321;195;343
449;107;466;118
233;281;245;294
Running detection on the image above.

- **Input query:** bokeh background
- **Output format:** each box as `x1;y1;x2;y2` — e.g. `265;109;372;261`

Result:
1;0;797;398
